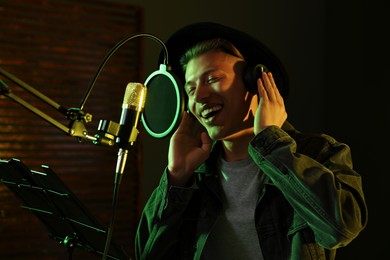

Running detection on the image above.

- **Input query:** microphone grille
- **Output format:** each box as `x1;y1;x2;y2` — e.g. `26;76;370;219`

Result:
123;82;147;110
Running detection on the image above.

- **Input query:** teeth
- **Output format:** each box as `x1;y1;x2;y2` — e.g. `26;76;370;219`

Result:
201;105;222;118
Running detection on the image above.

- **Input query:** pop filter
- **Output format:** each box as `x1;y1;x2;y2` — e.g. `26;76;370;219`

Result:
141;64;185;138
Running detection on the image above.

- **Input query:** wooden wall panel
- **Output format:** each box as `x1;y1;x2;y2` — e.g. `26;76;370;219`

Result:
0;0;143;259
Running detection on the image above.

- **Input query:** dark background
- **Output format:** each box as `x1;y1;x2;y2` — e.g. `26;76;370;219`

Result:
133;0;388;259
0;0;387;259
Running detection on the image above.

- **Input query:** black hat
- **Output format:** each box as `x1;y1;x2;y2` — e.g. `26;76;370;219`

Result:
159;21;289;99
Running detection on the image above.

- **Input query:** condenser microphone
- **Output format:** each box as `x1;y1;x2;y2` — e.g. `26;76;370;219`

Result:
115;82;147;177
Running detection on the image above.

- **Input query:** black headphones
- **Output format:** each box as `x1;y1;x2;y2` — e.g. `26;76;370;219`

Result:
243;63;269;94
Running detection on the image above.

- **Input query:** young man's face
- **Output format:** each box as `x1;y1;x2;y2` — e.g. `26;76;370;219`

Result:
184;50;257;141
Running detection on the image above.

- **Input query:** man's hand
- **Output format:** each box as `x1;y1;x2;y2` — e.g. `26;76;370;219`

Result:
254;72;287;135
167;112;212;186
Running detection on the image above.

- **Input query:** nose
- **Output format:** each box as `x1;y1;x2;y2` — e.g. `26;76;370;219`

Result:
194;83;210;103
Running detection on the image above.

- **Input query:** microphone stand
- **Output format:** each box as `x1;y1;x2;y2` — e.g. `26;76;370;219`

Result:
0;67;115;147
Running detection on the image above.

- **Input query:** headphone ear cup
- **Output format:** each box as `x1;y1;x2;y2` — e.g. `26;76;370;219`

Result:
243;64;269;94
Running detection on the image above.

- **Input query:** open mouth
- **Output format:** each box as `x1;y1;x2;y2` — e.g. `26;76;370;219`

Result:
201;105;222;120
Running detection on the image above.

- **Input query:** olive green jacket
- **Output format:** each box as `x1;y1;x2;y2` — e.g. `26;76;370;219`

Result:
135;122;368;259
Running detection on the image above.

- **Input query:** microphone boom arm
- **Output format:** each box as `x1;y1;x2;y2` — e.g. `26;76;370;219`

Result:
0;67;68;115
0;67;113;146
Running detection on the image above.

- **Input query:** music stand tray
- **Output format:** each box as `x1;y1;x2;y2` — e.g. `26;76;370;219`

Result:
0;158;129;260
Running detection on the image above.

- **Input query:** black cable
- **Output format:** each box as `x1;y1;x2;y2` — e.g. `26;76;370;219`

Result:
102;171;122;260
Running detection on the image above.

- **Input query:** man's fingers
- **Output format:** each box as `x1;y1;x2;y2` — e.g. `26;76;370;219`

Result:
176;111;196;134
261;72;277;100
200;131;212;153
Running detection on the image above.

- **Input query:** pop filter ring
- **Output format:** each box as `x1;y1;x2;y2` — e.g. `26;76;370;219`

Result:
141;64;184;138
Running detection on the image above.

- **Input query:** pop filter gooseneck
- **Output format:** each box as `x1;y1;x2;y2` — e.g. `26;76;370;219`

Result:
79;33;171;111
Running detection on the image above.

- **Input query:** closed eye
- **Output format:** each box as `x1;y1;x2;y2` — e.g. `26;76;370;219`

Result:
206;75;222;84
186;87;195;96
185;82;196;96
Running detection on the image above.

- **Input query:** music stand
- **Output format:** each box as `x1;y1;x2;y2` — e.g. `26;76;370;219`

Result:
0;158;129;260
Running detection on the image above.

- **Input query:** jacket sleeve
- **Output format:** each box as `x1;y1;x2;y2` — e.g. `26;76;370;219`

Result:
135;168;195;260
248;126;368;249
